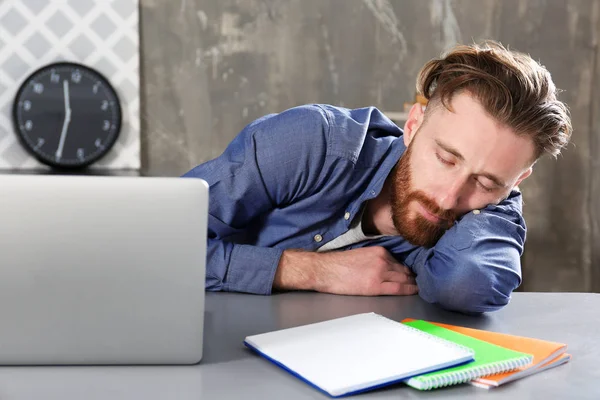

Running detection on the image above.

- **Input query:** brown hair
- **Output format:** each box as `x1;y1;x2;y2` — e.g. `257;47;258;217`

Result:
417;40;572;160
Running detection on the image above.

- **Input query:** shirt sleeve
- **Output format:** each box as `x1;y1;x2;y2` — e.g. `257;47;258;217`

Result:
182;105;332;294
405;191;526;314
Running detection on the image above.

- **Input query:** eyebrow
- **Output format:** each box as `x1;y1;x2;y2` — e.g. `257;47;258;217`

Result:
435;139;508;188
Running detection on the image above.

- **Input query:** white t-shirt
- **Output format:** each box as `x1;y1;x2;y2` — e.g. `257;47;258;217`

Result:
317;207;385;252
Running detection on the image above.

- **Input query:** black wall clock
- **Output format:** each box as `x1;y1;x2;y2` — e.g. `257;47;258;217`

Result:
12;62;122;169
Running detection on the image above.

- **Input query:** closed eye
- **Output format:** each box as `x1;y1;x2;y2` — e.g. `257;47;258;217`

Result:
435;152;455;166
475;179;494;192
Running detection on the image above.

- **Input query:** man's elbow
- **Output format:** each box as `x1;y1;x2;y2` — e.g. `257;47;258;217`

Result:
417;265;521;314
433;279;514;315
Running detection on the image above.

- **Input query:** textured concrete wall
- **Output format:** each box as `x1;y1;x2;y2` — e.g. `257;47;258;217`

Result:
139;0;600;293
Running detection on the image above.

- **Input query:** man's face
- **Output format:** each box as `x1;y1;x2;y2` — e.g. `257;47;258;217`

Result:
390;92;535;247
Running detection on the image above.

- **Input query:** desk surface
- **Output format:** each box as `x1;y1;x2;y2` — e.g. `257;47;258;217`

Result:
0;292;597;399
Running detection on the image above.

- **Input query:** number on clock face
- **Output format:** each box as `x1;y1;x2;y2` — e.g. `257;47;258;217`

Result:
12;62;122;169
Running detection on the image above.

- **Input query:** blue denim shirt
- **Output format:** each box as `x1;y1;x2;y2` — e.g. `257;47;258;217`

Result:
182;104;525;313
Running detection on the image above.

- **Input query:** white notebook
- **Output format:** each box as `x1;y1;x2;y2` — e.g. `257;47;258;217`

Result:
244;313;474;397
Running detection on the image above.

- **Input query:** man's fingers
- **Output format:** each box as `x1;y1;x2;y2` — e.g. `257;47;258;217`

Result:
379;282;419;296
383;270;417;285
387;262;414;276
375;247;415;276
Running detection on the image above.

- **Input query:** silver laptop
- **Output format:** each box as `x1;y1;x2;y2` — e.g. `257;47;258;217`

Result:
0;174;208;365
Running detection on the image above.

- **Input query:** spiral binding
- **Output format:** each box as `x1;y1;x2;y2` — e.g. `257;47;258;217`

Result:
371;313;476;357
407;355;533;390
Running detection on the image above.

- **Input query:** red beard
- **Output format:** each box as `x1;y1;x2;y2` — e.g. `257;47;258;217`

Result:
390;144;456;247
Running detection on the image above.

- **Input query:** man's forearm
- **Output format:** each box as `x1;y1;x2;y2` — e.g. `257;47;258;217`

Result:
272;247;418;296
272;250;320;291
408;203;524;313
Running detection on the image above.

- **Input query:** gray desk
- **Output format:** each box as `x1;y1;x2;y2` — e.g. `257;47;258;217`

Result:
0;292;597;399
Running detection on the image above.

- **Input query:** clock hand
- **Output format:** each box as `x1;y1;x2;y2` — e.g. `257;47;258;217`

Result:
55;79;72;160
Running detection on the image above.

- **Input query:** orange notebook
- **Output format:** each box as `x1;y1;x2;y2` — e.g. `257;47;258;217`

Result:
402;319;570;388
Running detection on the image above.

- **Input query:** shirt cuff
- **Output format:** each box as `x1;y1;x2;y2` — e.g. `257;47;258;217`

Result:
225;244;284;295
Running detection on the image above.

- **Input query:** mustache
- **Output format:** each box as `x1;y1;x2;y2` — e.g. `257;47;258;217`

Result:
405;190;456;225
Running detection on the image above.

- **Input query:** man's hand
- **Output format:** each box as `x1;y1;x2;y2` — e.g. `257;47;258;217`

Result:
273;246;418;296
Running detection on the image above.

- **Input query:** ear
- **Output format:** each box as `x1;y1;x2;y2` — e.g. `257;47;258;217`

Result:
403;102;425;147
514;166;533;188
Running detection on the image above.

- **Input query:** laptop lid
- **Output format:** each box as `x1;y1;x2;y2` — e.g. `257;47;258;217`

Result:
0;174;208;365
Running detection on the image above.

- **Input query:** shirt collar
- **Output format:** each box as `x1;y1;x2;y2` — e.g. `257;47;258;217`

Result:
345;137;407;225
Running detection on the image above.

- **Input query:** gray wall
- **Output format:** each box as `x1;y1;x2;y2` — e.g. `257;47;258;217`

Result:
139;0;600;293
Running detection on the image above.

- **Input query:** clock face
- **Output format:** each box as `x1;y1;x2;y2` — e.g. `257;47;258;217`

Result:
12;62;122;169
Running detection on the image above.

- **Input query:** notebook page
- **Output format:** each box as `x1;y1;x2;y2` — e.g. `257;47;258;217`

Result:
245;313;473;396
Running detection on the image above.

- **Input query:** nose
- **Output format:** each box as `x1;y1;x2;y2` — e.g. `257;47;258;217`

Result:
436;178;464;211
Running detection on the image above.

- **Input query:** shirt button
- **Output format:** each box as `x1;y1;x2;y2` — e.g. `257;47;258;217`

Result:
473;209;481;215
344;212;350;220
314;234;323;242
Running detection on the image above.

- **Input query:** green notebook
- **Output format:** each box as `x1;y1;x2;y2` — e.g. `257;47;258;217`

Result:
402;320;533;390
